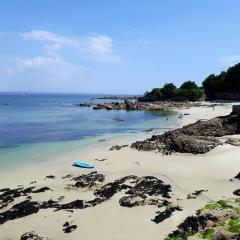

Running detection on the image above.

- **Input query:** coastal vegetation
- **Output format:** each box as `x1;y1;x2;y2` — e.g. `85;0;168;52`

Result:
203;63;240;100
139;63;240;102
139;81;204;102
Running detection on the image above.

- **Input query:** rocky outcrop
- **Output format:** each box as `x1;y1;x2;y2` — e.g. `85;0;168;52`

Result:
165;198;240;240
76;100;199;111
132;110;240;154
91;96;138;101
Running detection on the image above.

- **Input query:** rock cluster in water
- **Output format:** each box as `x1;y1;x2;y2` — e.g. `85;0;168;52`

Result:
76;100;198;111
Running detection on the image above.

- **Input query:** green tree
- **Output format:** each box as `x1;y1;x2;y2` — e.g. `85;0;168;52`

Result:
180;81;198;89
162;83;177;99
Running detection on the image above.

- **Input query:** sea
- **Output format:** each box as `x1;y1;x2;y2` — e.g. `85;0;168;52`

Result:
0;93;179;169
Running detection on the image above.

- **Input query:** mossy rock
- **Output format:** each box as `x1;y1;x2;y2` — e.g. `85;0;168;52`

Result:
228;218;240;233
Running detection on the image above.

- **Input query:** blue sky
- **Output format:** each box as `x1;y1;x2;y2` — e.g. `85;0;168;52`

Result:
0;0;240;94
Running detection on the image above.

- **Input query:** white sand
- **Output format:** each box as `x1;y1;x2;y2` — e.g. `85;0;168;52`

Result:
0;103;239;240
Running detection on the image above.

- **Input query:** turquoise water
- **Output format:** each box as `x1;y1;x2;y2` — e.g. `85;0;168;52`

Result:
0;93;179;168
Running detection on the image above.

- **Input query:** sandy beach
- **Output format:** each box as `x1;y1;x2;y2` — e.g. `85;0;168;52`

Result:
0;103;239;240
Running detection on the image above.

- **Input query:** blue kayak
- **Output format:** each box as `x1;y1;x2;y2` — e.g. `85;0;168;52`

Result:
73;161;95;169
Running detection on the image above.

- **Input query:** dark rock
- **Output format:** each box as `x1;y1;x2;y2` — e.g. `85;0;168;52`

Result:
0;188;10;192
109;145;128;151
45;175;55;179
98;139;106;142
233;189;240;196
94;175;172;208
0;187;34;204
41;199;59;209
225;138;240;146
234;172;240;180
166;214;217;240
0;175;172;226
63;224;77;233
94;175;138;199
85;197;106;207
151;206;182;224
132;113;240;154
63;221;70;227
76;103;91;107
109;145;122;150
61;174;73;179
57;200;85;210
232;105;240;115
0;200;40;225
32;187;51;193
94;158;107;162
20;231;42;240
72;171;105;188
192;189;207;196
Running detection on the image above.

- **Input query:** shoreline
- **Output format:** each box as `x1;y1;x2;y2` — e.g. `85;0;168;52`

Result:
0;102;238;240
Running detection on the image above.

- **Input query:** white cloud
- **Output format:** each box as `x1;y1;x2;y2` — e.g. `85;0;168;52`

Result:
0;56;90;92
16;56;87;80
86;35;112;53
21;30;123;63
219;55;240;67
21;30;74;45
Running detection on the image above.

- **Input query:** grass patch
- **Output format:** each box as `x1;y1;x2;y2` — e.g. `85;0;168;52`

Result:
199;228;215;239
199;200;231;213
228;219;240;233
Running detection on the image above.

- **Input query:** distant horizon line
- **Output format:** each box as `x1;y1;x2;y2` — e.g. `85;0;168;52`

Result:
0;91;142;96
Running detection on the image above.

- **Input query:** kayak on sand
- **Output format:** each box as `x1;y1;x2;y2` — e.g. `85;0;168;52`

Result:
72;161;95;169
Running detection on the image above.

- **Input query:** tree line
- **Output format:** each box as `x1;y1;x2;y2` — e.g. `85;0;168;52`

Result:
139;81;204;102
139;63;240;102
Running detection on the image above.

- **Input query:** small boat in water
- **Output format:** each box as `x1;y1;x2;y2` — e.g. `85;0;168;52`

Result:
73;161;95;169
